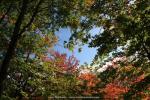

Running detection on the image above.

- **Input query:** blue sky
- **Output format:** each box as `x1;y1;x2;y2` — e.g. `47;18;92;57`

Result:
54;27;102;65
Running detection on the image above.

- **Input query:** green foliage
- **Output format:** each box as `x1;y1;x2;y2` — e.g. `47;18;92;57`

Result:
1;0;150;99
3;51;79;98
0;0;88;98
69;0;150;64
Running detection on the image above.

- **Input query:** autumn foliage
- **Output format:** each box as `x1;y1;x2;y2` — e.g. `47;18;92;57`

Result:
98;57;150;99
77;72;101;96
42;50;79;74
104;83;129;99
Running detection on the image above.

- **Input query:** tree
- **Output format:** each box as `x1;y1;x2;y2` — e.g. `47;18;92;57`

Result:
77;65;102;97
69;0;150;97
43;50;79;74
96;56;150;99
2;50;79;99
0;0;88;96
0;22;58;98
70;0;150;61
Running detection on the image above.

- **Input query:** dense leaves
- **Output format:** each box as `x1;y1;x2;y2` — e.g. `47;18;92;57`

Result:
77;72;101;96
0;0;88;97
3;51;79;99
0;0;150;99
96;56;150;99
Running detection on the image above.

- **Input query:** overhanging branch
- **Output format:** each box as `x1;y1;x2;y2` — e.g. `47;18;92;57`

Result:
19;0;43;35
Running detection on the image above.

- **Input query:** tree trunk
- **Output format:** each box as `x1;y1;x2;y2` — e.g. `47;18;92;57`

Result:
0;0;28;96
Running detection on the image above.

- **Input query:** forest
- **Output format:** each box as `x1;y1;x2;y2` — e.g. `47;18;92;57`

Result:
0;0;150;99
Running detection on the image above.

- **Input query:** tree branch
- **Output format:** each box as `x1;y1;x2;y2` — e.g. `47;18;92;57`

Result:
19;0;43;35
0;2;12;24
142;43;150;60
25;50;31;62
0;0;29;96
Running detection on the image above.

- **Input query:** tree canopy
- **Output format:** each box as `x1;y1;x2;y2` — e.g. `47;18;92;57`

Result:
0;0;150;99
